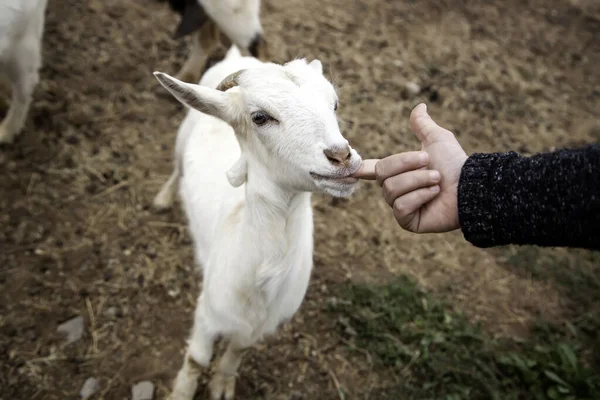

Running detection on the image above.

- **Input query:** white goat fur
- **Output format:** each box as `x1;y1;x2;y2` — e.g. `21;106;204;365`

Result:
200;0;263;50
0;0;47;143
175;0;266;84
153;45;362;400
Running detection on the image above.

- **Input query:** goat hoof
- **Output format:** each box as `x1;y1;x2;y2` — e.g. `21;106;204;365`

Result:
152;191;174;211
166;387;196;400
0;125;16;144
209;372;237;400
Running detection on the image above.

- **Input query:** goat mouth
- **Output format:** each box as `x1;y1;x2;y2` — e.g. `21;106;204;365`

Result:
310;172;358;185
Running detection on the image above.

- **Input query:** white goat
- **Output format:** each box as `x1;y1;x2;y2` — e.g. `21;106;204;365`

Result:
0;0;47;144
153;45;362;400
161;0;268;84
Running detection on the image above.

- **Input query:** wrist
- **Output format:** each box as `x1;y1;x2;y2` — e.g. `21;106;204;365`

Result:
449;155;468;232
456;152;520;246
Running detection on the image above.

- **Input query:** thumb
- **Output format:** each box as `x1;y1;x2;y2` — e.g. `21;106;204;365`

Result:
409;103;445;146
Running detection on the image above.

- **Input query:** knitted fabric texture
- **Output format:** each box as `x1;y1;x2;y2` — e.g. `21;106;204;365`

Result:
457;143;600;250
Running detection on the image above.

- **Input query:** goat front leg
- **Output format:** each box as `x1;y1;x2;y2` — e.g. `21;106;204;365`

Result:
209;340;247;400
153;163;181;211
175;21;220;84
0;42;41;144
168;299;217;400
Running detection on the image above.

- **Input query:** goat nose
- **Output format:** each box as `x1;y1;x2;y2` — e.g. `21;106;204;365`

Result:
324;146;351;165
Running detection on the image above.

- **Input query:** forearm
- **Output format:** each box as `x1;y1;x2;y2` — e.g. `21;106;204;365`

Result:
457;143;600;250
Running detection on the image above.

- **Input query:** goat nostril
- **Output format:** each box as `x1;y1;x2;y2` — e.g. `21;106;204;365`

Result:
323;149;341;165
324;147;352;165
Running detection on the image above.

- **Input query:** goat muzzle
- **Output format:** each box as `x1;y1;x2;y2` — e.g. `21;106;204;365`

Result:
249;34;269;61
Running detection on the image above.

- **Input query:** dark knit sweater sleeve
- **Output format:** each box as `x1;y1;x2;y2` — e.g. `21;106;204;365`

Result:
457;143;600;250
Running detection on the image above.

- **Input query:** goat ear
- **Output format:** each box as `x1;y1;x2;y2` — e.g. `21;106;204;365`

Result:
308;59;323;74
154;71;231;120
226;154;248;187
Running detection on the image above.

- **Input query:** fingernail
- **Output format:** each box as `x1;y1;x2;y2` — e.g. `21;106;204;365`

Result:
419;152;428;164
429;171;440;182
430;185;440;193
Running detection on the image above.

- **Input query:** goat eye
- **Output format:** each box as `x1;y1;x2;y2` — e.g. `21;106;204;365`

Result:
334;101;338;111
251;112;272;126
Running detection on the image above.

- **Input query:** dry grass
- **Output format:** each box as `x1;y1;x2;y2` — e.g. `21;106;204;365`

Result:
0;0;598;398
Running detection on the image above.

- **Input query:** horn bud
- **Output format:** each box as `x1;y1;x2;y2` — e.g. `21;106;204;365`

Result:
216;69;246;91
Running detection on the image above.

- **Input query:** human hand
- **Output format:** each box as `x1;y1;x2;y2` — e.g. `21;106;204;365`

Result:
352;103;468;233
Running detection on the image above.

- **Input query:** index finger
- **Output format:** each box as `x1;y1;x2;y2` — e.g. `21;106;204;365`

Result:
351;159;379;180
375;151;429;186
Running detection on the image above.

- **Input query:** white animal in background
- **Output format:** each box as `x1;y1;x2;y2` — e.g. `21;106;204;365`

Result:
153;45;362;400
160;0;268;84
0;0;48;144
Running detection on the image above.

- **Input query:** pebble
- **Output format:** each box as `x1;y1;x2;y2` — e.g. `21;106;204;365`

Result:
404;82;421;96
57;316;84;344
80;377;99;399
105;306;117;318
132;381;154;400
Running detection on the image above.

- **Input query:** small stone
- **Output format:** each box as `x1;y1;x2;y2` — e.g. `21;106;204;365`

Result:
105;307;117;318
57;316;84;344
80;377;99;399
405;82;421;96
146;247;157;257
132;381;154;400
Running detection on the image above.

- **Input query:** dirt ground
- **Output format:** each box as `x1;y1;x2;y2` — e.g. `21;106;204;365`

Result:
1;0;599;399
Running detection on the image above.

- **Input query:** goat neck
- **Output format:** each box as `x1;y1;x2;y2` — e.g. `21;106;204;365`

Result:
240;152;311;259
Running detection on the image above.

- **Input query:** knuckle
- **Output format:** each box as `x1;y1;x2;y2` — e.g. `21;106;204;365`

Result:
382;179;394;198
374;161;385;180
442;127;455;137
393;199;407;215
